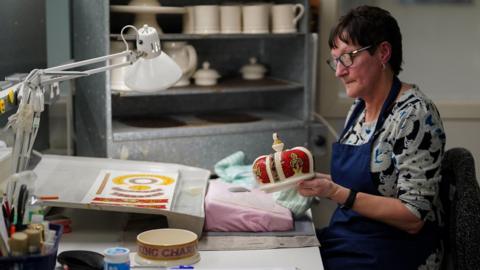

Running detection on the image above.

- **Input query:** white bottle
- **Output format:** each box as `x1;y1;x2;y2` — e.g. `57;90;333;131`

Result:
104;247;130;270
41;229;56;254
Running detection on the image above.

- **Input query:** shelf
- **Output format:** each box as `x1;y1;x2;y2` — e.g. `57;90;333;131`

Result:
112;77;303;97
110;5;186;14
110;33;305;41
74;0;315;166
111;110;305;142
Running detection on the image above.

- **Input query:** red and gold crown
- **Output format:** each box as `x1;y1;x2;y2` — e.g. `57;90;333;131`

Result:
252;133;314;191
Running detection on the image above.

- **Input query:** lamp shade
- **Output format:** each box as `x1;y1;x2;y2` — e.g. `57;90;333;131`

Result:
124;52;182;92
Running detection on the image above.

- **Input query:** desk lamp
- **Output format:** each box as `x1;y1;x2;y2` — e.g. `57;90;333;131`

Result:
5;24;182;173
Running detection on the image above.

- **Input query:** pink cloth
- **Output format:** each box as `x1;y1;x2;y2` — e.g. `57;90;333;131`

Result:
204;181;293;232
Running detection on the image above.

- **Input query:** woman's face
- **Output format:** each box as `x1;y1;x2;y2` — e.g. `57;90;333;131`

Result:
330;37;382;99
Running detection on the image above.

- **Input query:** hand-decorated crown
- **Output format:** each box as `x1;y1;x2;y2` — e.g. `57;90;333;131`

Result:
252;133;315;192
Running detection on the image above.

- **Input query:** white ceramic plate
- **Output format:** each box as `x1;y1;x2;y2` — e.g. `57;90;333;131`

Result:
110;5;186;14
257;173;314;193
133;252;200;267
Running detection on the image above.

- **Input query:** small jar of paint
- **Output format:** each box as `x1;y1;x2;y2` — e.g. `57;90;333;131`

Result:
104;247;130;270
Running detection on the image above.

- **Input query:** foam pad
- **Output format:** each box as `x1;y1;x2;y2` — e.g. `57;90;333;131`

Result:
204;181;293;232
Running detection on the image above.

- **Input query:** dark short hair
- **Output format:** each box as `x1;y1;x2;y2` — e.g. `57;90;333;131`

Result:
328;5;403;75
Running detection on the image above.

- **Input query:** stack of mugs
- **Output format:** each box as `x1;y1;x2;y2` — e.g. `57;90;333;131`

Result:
183;3;305;34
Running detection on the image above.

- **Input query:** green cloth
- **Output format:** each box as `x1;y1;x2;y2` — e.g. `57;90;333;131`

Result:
214;151;257;188
273;188;313;218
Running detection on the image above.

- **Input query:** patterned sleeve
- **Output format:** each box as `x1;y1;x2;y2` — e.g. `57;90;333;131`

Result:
392;100;445;220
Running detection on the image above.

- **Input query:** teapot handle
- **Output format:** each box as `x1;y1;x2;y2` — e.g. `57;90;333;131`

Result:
185;45;198;77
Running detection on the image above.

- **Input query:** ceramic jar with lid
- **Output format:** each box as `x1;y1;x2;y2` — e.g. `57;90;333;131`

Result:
240;57;267;80
193;62;221;86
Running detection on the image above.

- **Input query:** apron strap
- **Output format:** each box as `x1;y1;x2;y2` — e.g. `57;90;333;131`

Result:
339;100;365;139
338;77;402;142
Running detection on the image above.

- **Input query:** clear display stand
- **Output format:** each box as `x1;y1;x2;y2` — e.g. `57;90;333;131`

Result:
33;154;210;237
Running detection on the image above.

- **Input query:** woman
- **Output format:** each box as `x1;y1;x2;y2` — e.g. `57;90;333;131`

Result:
298;6;446;270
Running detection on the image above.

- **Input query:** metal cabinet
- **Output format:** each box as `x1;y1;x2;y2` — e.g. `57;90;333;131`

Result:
72;0;325;170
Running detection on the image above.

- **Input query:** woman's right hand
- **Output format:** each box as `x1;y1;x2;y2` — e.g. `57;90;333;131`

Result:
297;173;339;198
299;174;425;234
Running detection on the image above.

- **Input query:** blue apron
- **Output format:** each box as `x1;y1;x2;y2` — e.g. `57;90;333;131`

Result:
319;77;440;270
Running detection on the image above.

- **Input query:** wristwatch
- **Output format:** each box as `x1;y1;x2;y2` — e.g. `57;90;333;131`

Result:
341;189;358;209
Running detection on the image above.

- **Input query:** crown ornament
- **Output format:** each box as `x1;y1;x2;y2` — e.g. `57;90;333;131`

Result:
252;133;315;193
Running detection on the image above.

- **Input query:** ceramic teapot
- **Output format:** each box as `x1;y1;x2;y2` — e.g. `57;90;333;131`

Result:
126;0;164;34
252;133;315;192
163;41;198;87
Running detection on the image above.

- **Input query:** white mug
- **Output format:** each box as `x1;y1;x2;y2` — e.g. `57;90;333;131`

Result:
220;5;242;34
242;4;270;34
193;5;220;34
271;4;305;33
182;6;195;34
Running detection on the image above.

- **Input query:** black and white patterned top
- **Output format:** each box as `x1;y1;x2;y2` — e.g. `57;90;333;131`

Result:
341;85;446;269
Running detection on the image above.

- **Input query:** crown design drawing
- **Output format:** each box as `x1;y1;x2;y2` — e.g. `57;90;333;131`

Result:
253;133;315;192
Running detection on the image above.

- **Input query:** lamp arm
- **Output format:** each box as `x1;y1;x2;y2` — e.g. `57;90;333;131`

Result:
4;24;177;174
40;50;137;86
45;50;132;72
7;50;139;173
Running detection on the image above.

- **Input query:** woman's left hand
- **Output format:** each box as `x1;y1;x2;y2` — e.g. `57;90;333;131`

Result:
297;173;339;198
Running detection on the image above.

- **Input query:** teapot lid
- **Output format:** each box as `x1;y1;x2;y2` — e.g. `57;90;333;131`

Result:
193;62;221;80
240;57;267;74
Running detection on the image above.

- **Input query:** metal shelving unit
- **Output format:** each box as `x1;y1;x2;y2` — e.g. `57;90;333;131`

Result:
111;33;304;41
113;78;303;96
72;0;325;170
112;110;305;141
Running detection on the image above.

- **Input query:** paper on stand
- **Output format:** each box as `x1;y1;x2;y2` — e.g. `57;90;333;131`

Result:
81;169;179;210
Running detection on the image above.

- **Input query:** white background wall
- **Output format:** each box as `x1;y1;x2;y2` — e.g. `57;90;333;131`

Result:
376;0;480;180
383;1;480;101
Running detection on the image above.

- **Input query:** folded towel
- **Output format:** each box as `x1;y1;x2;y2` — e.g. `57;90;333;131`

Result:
214;151;258;189
273;188;313;218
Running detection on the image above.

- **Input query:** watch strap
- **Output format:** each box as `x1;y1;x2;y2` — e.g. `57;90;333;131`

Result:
341;189;358;209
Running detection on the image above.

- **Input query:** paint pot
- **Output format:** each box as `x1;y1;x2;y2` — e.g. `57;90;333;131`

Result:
104;247;130;270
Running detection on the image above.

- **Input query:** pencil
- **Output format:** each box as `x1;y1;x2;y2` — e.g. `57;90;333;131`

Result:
39;196;59;200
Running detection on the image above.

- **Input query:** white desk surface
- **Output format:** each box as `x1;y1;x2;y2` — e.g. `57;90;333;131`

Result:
10;152;323;269
59;238;323;270
57;214;323;270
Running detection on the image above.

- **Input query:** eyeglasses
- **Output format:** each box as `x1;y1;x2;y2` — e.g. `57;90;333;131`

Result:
326;45;372;71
